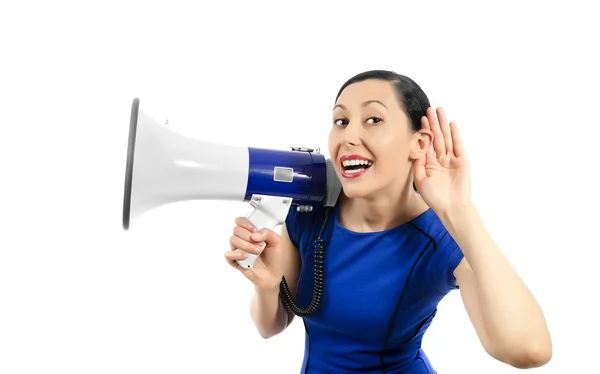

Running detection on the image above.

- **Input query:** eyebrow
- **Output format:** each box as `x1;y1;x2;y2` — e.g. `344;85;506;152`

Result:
333;100;388;111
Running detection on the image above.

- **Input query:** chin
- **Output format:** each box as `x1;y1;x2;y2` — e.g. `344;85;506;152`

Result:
335;167;378;199
339;182;376;199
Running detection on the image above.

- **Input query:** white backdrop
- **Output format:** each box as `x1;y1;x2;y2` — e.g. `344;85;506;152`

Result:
1;1;599;373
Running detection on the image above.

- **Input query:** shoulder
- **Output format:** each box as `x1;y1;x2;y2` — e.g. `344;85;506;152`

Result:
405;208;455;251
284;204;331;251
409;209;465;294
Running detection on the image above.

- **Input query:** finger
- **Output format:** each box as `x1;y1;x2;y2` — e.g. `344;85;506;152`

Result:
224;249;249;268
229;235;264;255
450;122;466;157
426;144;437;166
427;107;446;156
413;154;427;185
232;225;257;244
436;107;453;155
250;228;281;248
420;114;430;130
234;216;259;233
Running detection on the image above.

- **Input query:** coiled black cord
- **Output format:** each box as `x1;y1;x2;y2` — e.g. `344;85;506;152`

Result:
280;207;331;318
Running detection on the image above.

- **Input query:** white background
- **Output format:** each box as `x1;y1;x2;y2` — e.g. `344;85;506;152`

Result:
1;1;599;373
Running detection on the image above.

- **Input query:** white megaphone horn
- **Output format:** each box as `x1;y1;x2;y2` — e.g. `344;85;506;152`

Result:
122;98;342;269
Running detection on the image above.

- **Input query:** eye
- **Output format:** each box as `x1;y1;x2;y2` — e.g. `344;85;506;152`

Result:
333;118;348;126
366;117;383;125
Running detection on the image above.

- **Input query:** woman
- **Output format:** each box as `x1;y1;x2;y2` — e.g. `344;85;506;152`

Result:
224;70;552;373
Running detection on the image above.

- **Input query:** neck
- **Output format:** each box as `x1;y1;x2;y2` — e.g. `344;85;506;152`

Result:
338;176;430;233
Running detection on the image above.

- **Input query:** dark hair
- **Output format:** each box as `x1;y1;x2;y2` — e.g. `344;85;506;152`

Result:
335;70;430;132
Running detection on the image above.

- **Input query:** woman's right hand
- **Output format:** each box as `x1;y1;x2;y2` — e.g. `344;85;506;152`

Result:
224;216;284;292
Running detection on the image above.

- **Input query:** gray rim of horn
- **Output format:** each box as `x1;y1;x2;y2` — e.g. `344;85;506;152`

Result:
122;97;140;230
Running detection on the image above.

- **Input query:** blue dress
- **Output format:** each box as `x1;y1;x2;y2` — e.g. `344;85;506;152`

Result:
285;203;464;373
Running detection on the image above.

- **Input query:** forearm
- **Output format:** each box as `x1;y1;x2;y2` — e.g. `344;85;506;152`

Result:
440;204;551;355
250;286;289;339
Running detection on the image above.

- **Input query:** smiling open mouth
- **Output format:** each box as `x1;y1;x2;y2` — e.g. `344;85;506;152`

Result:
341;159;373;177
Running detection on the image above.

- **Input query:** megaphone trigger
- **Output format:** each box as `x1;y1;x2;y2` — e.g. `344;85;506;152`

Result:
234;194;293;269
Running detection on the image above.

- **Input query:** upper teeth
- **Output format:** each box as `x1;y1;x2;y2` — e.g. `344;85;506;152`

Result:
342;159;373;167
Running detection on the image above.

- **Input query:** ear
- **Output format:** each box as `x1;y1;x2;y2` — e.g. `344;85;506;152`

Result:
409;129;433;160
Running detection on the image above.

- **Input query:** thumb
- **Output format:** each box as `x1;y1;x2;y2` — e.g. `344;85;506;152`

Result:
413;154;427;185
251;228;281;247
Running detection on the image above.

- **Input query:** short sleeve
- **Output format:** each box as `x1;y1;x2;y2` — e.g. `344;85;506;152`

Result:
431;231;465;294
283;205;328;253
284;205;300;249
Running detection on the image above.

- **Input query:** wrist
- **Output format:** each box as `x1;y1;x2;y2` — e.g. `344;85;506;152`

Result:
437;202;484;243
438;201;478;225
254;279;281;296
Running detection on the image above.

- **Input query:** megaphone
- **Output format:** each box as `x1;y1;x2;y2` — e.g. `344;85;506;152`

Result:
122;98;341;269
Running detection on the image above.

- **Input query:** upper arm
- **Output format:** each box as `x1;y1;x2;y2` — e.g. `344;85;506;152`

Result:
279;223;301;327
430;231;495;355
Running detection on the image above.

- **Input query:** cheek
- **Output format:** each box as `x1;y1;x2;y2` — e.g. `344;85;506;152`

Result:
372;139;412;167
327;132;338;158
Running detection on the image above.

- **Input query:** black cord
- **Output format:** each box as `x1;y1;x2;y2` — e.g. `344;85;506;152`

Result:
280;207;332;318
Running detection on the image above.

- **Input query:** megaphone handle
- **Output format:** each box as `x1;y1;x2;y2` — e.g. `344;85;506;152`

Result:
235;195;293;269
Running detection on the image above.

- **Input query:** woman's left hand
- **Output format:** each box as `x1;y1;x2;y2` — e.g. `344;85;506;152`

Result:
413;107;472;214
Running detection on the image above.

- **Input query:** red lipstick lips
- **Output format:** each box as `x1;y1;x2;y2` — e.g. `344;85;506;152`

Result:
340;155;373;179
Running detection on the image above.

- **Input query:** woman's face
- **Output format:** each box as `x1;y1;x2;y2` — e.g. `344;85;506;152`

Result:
328;79;430;199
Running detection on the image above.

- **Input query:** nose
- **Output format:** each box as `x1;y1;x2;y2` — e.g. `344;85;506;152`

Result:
339;121;362;147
